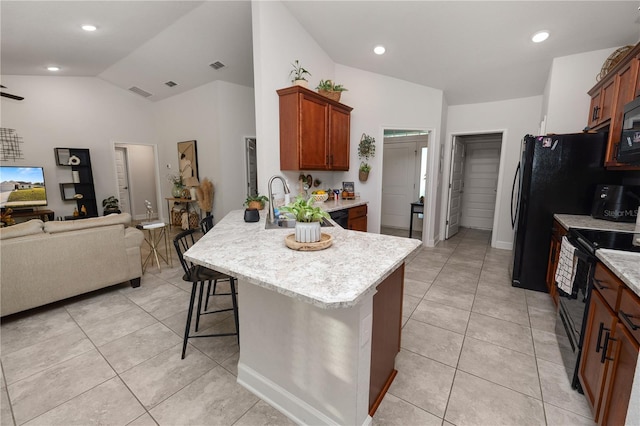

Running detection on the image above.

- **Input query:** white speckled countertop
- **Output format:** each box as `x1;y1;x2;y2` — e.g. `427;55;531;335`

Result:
318;198;368;213
554;214;636;232
596;249;640;297
184;209;421;309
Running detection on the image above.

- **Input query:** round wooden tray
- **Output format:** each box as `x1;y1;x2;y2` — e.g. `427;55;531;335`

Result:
285;233;333;251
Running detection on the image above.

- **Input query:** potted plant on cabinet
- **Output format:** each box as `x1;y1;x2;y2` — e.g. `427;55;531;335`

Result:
316;79;348;102
289;60;311;88
278;196;330;243
358;133;376;182
102;196;121;215
244;194;269;210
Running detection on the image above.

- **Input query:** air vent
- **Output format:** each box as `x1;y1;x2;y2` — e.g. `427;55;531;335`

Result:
165;81;177;87
128;86;152;98
209;61;225;70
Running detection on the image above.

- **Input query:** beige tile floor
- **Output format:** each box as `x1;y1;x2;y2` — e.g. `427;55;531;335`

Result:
0;226;595;425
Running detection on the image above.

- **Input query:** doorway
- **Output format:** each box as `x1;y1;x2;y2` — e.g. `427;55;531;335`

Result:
113;143;160;221
245;137;257;197
445;133;502;239
380;129;429;238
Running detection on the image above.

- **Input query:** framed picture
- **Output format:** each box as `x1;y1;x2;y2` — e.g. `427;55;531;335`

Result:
342;181;354;192
177;140;199;185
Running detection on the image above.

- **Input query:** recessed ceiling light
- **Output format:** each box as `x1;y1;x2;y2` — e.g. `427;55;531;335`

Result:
47;66;60;72
374;45;386;55
82;24;97;32
531;31;549;43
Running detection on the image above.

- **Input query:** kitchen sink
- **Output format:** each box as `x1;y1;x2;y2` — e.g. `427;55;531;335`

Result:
265;217;333;229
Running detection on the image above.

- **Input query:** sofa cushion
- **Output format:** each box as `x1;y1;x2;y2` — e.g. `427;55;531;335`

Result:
0;219;44;240
44;213;131;234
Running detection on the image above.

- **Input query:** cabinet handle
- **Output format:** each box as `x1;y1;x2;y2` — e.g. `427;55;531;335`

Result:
596;322;610;353
600;331;616;364
620;310;639;331
592;105;600;122
593;278;609;290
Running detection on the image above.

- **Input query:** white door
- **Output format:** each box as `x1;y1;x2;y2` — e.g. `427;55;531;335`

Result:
461;141;501;229
445;139;465;238
115;147;132;215
381;141;418;229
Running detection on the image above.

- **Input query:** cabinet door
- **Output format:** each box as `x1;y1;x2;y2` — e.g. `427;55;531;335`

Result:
605;59;640;166
299;94;329;170
348;215;367;232
588;91;602;129
598;78;616;125
597;322;639;426
328;106;350;170
579;289;616;415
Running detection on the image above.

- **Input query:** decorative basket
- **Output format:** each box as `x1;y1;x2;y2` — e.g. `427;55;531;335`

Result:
172;209;185;226
597;45;634;82
188;212;199;229
318;90;341;102
311;193;329;203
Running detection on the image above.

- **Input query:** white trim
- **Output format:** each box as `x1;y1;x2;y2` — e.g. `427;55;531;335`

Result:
237;362;355;426
440;129;508;248
380;125;435;247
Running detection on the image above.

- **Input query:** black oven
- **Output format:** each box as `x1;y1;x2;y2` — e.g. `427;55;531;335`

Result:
555;228;640;392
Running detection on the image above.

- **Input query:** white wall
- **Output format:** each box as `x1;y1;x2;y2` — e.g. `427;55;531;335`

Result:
252;1;445;238
542;47;618;134
153;80;255;221
0;75;156;218
335;65;444;238
445;95;543;249
116;144;157;219
251;0;335;198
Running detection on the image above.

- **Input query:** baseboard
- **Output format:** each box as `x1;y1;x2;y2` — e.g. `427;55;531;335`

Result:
494;240;513;250
237;362;372;426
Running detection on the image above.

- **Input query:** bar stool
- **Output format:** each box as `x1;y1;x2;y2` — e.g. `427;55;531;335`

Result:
199;215;233;311
173;228;239;359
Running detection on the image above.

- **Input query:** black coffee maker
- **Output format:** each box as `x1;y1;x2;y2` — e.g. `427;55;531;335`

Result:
591;184;640;222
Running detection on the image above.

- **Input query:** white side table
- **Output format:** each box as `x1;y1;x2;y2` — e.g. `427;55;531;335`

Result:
137;221;172;273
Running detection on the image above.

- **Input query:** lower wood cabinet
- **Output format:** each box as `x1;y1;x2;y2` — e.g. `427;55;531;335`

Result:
348;204;367;232
369;264;403;415
579;262;640;425
545;219;567;306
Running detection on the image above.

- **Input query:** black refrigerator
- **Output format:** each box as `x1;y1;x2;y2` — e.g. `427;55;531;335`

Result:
510;133;622;292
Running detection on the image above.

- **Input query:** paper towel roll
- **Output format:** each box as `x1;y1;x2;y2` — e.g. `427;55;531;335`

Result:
72;171;80;183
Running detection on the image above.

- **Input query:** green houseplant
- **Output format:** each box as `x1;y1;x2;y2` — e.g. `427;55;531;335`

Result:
244;194;269;210
289;60;311;88
358;133;376;182
316;79;347;102
102;196;121;215
279;196;330;243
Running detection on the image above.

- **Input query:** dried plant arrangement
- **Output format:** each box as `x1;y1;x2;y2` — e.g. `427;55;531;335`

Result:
196;177;214;214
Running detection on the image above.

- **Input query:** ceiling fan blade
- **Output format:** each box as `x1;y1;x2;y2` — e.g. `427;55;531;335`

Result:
0;92;24;101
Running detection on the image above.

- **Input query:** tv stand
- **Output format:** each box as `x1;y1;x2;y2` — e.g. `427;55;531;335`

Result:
9;209;54;222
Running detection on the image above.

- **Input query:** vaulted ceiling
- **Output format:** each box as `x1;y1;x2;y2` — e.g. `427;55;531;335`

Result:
2;1;638;105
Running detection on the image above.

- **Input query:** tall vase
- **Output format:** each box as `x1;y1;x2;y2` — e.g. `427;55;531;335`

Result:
172;184;184;198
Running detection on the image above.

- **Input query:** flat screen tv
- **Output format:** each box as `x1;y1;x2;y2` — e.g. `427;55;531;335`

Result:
0;166;48;209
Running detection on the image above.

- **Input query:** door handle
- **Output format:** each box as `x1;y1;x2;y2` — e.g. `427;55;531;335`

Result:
620;310;639;331
596;322;610;353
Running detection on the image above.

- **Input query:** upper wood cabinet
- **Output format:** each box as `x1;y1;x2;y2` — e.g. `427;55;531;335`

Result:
277;86;352;171
586;43;640;169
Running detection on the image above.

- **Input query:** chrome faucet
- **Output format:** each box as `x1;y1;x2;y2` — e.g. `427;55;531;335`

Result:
267;175;291;224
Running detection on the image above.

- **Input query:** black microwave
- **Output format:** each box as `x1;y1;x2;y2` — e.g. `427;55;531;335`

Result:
618;96;640;164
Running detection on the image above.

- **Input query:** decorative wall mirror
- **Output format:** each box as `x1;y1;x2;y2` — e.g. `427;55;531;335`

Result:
177;140;199;186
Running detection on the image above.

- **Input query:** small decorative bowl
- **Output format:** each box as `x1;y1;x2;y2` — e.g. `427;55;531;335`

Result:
311;193;329;203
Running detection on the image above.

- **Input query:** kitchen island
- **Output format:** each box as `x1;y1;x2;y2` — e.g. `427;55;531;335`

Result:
184;210;421;425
